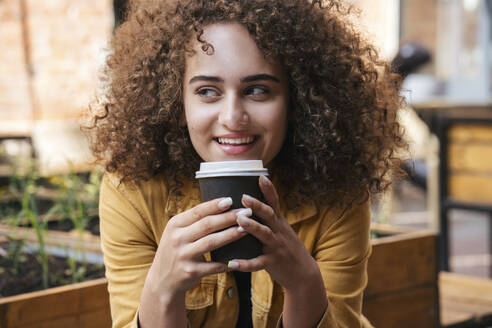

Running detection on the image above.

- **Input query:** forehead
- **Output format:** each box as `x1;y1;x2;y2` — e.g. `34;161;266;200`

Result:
184;23;283;78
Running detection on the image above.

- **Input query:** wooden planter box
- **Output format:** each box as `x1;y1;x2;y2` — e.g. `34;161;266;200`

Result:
0;224;102;256
0;278;110;328
363;224;439;328
0;224;438;327
0;228;111;328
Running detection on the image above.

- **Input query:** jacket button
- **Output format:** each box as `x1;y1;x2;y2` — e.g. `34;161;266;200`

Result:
226;287;235;299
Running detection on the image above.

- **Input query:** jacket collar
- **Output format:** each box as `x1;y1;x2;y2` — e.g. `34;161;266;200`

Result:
281;198;318;226
274;174;318;225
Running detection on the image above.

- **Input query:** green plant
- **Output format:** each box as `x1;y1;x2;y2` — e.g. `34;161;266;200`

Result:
49;166;103;280
62;245;87;284
6;236;26;274
15;162;50;289
1;156;104;289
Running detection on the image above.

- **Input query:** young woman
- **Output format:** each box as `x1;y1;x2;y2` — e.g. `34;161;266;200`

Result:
89;1;406;327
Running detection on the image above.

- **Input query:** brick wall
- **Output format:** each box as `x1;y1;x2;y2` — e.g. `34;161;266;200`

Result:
0;0;112;173
352;0;437;72
0;0;32;129
27;0;113;119
352;0;400;60
0;0;113;123
400;0;437;74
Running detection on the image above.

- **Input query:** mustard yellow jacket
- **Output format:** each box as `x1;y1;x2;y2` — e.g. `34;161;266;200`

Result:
99;172;374;328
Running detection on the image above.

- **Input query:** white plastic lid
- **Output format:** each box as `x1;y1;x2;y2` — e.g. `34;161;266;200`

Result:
195;160;269;178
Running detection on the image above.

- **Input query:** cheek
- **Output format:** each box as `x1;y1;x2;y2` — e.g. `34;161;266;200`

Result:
184;109;215;141
184;100;204;129
186;118;203;138
273;102;288;127
262;104;288;142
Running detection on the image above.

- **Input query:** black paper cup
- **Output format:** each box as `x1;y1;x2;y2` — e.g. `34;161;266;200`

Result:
196;160;268;263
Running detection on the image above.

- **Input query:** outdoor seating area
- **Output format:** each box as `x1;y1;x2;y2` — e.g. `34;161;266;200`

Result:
1;0;492;327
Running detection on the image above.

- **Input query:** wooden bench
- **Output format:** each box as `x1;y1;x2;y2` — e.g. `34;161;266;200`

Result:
440;272;492;328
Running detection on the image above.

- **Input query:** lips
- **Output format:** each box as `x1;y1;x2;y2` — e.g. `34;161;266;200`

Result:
214;135;258;155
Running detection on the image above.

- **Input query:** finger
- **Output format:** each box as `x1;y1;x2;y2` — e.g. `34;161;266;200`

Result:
241;193;276;227
236;215;274;245
226;254;269;272
258;175;281;214
185;208;252;242
183;261;229;279
172;197;233;227
188;225;247;256
179;261;229;282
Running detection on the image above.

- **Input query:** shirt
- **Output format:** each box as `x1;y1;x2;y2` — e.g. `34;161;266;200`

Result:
233;270;253;328
99;172;374;328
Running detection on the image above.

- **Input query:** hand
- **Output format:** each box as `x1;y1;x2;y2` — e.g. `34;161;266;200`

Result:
230;175;320;291
145;197;248;296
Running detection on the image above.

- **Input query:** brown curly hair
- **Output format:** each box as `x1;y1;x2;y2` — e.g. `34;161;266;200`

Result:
86;0;406;209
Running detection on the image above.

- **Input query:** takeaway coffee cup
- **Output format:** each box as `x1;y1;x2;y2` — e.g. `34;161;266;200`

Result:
195;160;268;263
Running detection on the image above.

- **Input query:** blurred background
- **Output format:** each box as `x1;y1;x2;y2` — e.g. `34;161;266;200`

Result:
0;0;491;278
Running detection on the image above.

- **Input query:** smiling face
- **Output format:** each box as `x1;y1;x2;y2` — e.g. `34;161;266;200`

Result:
183;23;289;166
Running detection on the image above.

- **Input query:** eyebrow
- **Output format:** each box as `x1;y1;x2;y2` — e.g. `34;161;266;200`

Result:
240;74;280;83
188;74;280;84
189;75;224;84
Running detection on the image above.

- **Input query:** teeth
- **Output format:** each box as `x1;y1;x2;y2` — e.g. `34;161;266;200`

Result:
217;137;255;145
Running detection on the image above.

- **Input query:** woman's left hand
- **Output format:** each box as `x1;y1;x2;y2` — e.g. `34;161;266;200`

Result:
230;175;319;291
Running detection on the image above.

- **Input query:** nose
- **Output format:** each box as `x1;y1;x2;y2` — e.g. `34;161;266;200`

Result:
218;94;249;130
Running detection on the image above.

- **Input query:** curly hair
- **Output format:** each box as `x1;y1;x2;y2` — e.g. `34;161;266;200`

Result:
86;0;406;210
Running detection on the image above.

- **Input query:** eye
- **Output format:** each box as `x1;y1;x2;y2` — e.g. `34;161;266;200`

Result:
195;87;220;98
244;86;270;99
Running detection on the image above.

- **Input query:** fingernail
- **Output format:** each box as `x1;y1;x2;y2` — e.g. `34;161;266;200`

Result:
242;194;254;206
259;175;270;185
237;208;252;217
237;225;245;233
218;197;233;210
228;261;239;269
237;215;250;227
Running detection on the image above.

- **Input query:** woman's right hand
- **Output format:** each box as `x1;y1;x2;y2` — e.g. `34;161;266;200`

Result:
145;197;248;296
138;197;249;327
